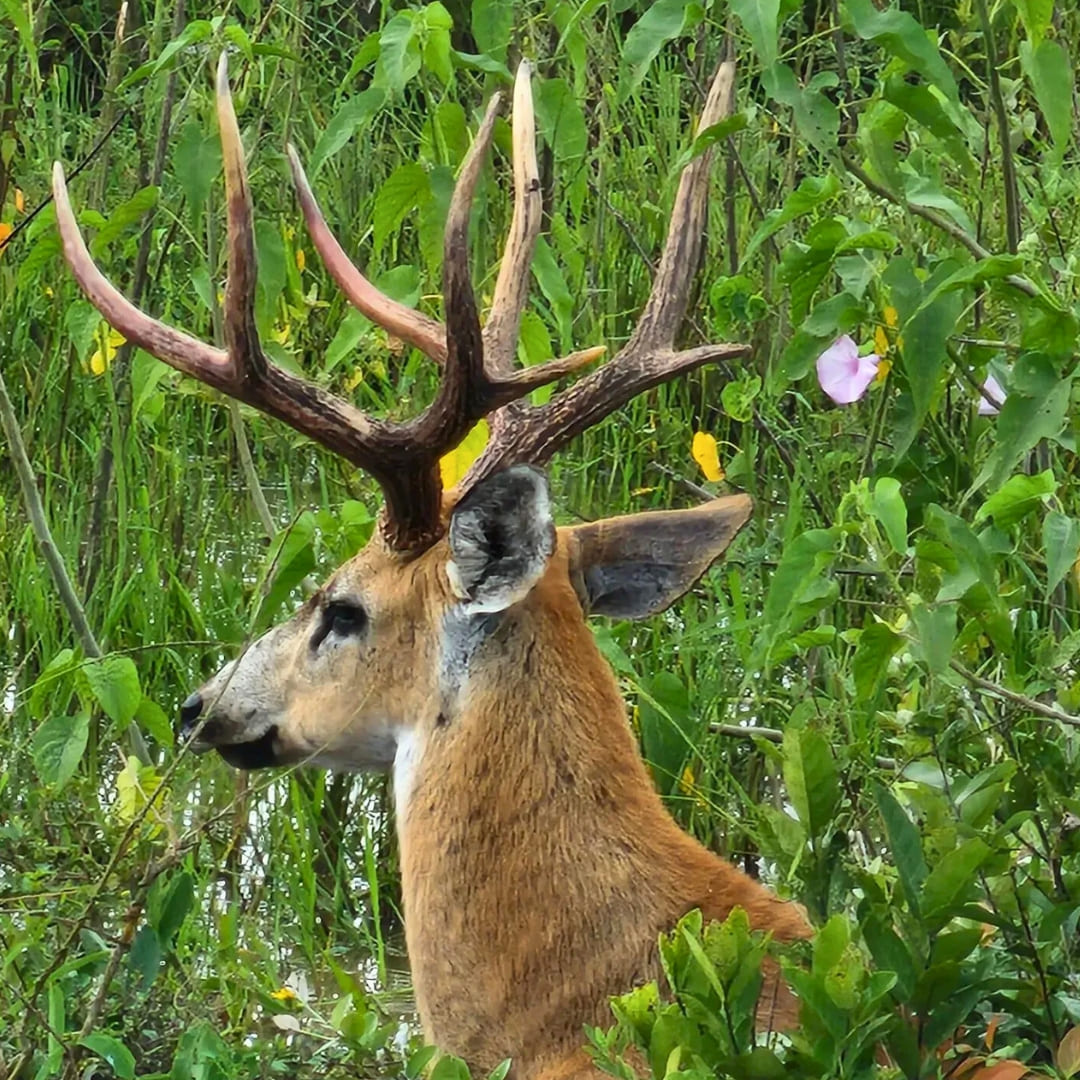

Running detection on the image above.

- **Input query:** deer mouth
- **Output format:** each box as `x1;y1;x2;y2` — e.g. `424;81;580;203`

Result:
215;726;281;770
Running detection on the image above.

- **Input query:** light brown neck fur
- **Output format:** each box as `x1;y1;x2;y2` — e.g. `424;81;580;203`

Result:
398;549;808;1080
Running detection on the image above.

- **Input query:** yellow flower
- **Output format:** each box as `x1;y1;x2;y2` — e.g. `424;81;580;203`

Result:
14;188;25;213
0;221;11;257
274;322;291;345
691;431;724;482
874;357;892;383
89;327;125;375
270;987;298;1004
295;248;305;272
883;306;899;328
874;324;889;357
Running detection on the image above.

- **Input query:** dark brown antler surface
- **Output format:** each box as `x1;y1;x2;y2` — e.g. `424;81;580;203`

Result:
54;56;746;552
53;57;592;551
461;60;747;490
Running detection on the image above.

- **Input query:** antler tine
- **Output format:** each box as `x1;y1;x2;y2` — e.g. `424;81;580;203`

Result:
462;60;747;487
217;54;264;380
287;145;449;364
482;60;542;376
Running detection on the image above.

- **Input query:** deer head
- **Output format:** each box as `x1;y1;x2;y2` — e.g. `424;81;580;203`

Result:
54;56;750;776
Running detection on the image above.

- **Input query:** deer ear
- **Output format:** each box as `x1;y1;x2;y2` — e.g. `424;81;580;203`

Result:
447;466;556;614
565;495;753;620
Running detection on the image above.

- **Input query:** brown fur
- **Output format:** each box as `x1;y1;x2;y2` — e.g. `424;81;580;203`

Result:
190;507;810;1079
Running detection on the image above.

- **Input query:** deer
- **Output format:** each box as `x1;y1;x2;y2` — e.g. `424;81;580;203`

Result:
53;54;811;1080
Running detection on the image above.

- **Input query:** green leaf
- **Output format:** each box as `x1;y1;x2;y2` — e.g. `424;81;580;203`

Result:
765;63;840;155
638;671;694;795
883;257;964;458
535;78;587;165
1044;512;1080;594
1020;38;1074;164
33;713;90;789
921;837;991;919
843;0;958;102
155;871;195;943
79;1033;136;1080
974;470;1056;528
374;11;421;95
973;355;1073;491
745;173;839;259
531;237;573;350
720;374;761;422
731;0;780;70
429;1054;472;1080
255;513;317;630
1015;0;1054;45
82;655;141;727
90;186;160;256
129;923;163;990
874;784;927;915
136;695;173;747
373;163;431;255
853;622;902;703
782;726;839;841
29;647;77;721
174;119;221;222
871;477;908;553
309;88;385;176
471;0;513;63
882;75;971;167
617;0;703;104
908;601;956;677
421;3;454;86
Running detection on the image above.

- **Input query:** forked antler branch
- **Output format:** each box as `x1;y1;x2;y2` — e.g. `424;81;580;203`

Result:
53;56;593;551
54;55;745;552
463;60;746;488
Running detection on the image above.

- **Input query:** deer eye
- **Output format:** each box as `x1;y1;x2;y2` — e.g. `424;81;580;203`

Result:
312;599;367;650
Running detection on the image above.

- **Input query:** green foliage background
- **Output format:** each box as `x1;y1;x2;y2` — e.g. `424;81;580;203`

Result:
2;0;1080;1077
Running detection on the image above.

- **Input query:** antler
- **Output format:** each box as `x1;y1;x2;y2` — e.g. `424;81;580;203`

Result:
54;55;745;552
461;60;747;490
53;56;593;551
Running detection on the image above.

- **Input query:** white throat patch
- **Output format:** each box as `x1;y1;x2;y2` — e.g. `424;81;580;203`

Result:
392;728;424;819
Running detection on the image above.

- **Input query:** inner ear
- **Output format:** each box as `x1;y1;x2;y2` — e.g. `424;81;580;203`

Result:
565;495;753;620
447;466;556;614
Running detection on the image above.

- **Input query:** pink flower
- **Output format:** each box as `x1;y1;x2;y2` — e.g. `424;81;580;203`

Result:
816;335;880;405
978;374;1006;416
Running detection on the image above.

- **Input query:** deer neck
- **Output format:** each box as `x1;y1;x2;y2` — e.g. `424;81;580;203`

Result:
392;573;694;1071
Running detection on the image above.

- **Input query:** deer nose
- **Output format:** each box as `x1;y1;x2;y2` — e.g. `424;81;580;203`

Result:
178;692;204;741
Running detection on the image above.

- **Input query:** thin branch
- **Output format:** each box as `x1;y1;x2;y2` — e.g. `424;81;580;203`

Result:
951;661;1080;729
710;722;898;770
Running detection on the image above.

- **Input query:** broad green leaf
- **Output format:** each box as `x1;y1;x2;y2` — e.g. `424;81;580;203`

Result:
745;174;839;259
720;374;761;422
782;726;839;840
843;0;958;101
471;0;513;63
1015;0;1053;45
174;119;221;222
973;355;1073;491
531;237;573;350
974;470;1055;529
136;695;173;748
616;0;703;104
373;163;431;255
883;257;964;458
921;837;991;919
326;308;372;374
1020;39;1073;164
79;1033;136;1080
422;2;454;86
535;78;587;165
1044;512;1080;594
32;713;90;789
115;756;162;823
82;655;141;727
429;1053;473;1080
155;871;195;943
853;622;901;703
256;513;317;629
731;0;780;70
638;671;695;795
909;601;956;677
765;63;840;155
374;11;421;95
131;350;171;421
29;647;76;720
874;784;927;915
871;477;908;554
882;76;971;167
90;186;159;256
309;88;385;176
129;923;163;990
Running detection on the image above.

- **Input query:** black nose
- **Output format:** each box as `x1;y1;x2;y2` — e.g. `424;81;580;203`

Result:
178;692;204;739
